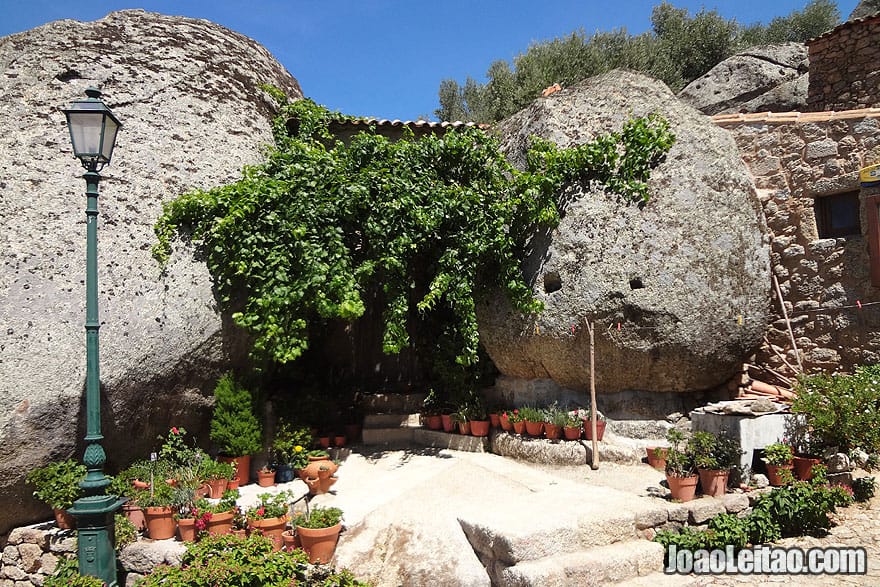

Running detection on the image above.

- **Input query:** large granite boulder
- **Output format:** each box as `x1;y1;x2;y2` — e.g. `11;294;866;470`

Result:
0;10;301;533
478;70;771;394
678;43;808;115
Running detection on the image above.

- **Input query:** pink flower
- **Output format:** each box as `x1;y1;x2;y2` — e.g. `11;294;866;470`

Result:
171;427;179;434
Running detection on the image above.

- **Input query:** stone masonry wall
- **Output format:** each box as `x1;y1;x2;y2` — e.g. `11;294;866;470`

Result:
0;525;75;587
715;110;880;376
807;15;880;112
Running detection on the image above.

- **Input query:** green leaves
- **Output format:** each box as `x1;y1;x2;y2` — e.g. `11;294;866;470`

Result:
153;99;673;369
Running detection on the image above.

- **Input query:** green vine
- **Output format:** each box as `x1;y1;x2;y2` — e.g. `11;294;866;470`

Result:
153;95;674;368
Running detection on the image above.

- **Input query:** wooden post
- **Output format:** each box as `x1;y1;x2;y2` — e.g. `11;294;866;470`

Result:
585;318;599;470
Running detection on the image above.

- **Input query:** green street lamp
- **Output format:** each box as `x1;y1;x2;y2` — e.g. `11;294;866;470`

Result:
63;87;124;587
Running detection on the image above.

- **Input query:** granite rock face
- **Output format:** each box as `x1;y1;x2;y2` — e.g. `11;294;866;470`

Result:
678;43;808;115
479;70;771;394
0;10;301;534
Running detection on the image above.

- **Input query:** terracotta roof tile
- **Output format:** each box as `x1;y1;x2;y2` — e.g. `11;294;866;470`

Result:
330;118;490;131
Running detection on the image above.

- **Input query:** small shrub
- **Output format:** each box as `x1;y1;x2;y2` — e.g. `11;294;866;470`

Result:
44;557;105;587
25;459;86;510
135;533;369;586
793;364;880;454
210;373;262;457
115;514;138;551
852;476;876;502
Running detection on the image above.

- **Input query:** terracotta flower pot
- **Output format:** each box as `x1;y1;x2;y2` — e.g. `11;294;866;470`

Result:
458;420;471;435
232;528;247;538
53;508;75;530
666;474;699;502
257;469;276;487
319;437;331;449
249;515;288;551
441;414;454;432
121;501;146;532
793;456;822;481
177;517;197;542
489;413;501;428
646;447;668;470
144;506;176;540
206;478;228;499
425;415;442;430
227;478;240;491
334;435;346;447
544;423;561;440
563;425;582;441
512;420;526;435
300;457;338;481
470;420;490;437
282;529;300;551
206;511;234;536
500;415;513;432
525;420;543;437
220;455;251;486
296;522;342;564
698;468;729;498
583;419;606;441
766;463;794;486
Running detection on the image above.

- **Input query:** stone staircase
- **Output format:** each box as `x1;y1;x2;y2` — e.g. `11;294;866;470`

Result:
360;391;491;452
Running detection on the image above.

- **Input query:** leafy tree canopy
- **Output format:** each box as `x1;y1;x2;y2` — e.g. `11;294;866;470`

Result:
436;0;840;122
154;95;674;377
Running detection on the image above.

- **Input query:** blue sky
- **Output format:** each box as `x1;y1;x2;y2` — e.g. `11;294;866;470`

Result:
0;1;861;121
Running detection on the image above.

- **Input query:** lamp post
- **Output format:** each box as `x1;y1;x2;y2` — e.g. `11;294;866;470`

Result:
63;87;123;587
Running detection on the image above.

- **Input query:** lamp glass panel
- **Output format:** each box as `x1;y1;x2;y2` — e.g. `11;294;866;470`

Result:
99;116;119;162
67;112;105;157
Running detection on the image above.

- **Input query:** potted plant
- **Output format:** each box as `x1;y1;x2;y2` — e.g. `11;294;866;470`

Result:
256;464;276;487
293;506;344;564
562;410;582;440
108;466;149;532
499;409;514;432
763;441;794;486
272;421;313;483
664;429;698;502
646;446;669;470
246;491;290;551
786;419;824;481
543;403;567;440
466;395;490;437
579;407;606;441
200;458;235;498
508;409;526;435
421;388;444;431
202;489;239;536
519;406;545;437
210;373;263;486
690;430;742;497
25;459;86;529
136;481;176;540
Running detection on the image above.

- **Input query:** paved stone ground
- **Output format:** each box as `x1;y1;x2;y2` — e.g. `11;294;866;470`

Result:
322;447;879;586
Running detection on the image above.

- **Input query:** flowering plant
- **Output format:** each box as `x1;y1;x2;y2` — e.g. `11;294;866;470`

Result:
246;491;290;520
763;441;794;466
505;409;524;423
563;410;582;428
572;407;605;422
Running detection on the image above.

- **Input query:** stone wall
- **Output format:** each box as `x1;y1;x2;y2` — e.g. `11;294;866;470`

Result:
807;15;880;112
0;525;75;587
715;110;880;375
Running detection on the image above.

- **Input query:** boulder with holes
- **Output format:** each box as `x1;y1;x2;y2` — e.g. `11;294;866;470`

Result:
477;70;771;397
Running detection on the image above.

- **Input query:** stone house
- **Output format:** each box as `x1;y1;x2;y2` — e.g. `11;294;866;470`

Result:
714;12;880;378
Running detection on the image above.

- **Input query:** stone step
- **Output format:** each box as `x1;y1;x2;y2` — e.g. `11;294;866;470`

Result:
359;392;427;415
361;427;415;446
362;413;422;429
413;428;490;452
494;540;664;587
